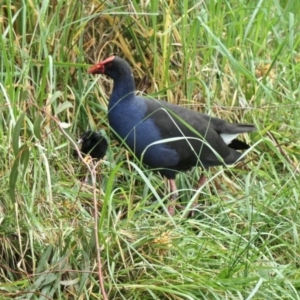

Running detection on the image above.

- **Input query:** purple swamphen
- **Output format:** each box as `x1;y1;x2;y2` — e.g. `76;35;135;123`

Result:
88;56;256;215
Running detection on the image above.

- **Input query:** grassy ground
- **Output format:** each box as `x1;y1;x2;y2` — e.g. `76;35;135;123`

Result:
1;0;300;299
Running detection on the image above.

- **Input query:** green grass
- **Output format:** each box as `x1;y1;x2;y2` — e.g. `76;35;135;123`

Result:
1;0;300;299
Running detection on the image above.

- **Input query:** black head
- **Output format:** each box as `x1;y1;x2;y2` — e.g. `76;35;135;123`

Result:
87;56;132;80
78;131;108;160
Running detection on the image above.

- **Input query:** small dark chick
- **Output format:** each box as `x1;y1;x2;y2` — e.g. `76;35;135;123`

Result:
78;130;108;160
73;130;108;184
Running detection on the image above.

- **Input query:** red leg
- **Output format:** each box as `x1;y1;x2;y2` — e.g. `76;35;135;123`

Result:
198;174;207;187
169;179;178;198
188;173;207;215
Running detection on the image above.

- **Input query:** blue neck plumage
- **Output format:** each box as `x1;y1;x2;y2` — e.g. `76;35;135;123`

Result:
108;72;136;111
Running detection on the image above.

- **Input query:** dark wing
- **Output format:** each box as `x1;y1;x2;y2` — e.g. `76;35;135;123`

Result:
143;98;255;166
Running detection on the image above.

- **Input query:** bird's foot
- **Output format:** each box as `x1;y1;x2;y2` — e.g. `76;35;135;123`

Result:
167;203;176;216
167;200;184;216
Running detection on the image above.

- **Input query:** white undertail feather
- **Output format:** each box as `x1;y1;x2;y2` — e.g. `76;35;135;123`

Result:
220;133;239;145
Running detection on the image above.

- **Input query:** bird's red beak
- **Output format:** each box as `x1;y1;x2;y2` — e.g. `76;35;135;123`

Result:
88;56;115;74
87;63;104;74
